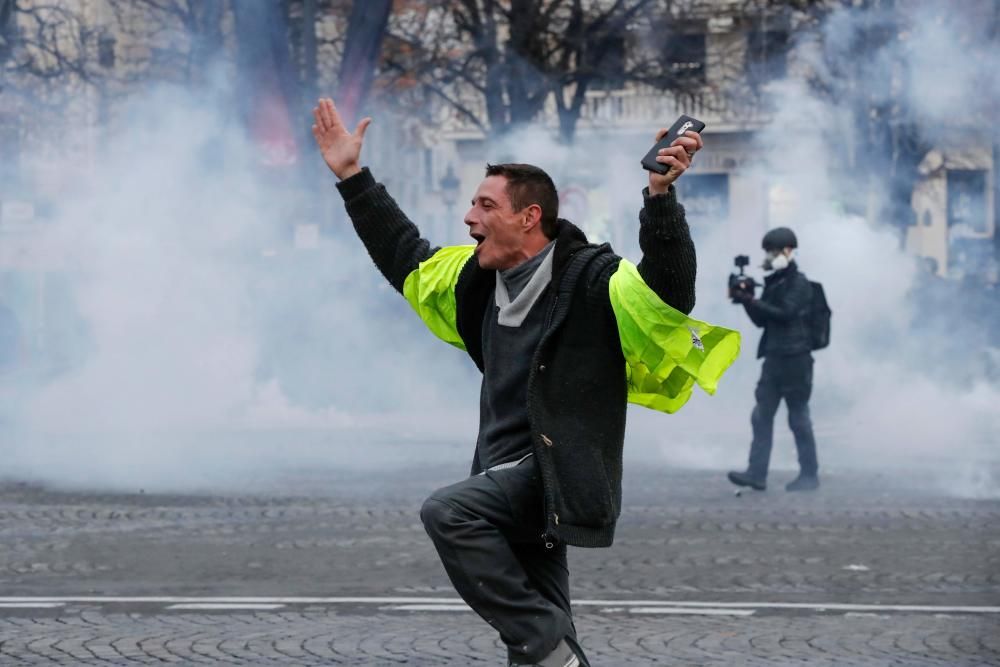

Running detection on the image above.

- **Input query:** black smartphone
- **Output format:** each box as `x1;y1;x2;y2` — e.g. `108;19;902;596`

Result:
640;115;706;175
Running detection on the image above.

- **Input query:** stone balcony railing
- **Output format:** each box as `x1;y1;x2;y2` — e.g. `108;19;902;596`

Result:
577;86;772;132
439;85;773;138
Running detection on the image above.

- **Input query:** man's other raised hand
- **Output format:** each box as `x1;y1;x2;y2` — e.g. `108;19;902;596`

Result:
311;98;371;180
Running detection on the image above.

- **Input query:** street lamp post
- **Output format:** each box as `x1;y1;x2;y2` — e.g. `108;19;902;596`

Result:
439;164;461;243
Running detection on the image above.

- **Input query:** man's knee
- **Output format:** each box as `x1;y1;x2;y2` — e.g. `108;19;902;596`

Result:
753;385;779;414
751;402;775;425
787;405;812;432
420;494;457;539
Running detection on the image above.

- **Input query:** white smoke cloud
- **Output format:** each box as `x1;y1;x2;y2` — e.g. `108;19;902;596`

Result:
3;4;997;498
4;85;479;491
640;5;1000;497
472;5;1000;499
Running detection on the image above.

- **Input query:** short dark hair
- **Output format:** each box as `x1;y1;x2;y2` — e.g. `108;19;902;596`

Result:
484;163;559;238
761;226;798;251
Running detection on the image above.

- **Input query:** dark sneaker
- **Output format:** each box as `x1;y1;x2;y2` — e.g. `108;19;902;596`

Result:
511;639;580;667
727;470;767;491
785;475;819;492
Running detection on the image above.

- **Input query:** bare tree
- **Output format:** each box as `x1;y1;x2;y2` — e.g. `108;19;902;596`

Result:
103;0;356;114
0;0;114;184
1;0;101;103
104;0;228;85
378;0;743;143
336;0;392;122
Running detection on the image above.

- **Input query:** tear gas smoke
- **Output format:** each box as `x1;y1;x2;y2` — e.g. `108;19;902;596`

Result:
3;86;479;491
474;3;1000;499
2;4;997;497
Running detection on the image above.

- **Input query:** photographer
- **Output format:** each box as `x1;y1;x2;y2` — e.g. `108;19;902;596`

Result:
728;227;820;492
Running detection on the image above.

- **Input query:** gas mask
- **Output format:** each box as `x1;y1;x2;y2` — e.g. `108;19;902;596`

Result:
762;249;792;272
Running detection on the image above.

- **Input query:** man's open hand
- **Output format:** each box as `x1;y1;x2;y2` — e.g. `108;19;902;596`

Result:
311;98;371;180
648;128;703;195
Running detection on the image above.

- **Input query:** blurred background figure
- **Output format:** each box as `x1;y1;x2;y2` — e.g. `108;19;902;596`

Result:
0;296;20;374
0;292;21;428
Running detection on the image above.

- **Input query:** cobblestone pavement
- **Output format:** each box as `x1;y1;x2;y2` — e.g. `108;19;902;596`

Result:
1;607;998;666
1;465;998;665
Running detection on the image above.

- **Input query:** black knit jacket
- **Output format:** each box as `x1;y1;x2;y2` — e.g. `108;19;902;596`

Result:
743;262;813;359
337;167;696;548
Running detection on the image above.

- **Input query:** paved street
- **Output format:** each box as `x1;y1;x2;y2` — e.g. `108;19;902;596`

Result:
1;464;998;665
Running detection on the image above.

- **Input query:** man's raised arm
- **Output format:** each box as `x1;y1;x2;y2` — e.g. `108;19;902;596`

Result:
634;127;703;315
312;98;435;292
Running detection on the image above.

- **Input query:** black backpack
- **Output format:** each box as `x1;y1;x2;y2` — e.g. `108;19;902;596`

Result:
808;281;831;350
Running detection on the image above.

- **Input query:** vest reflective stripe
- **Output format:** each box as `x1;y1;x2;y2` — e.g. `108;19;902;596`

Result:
402;245;476;351
609;259;741;414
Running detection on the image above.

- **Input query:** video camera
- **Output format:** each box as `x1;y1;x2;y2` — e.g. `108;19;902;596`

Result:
728;255;757;303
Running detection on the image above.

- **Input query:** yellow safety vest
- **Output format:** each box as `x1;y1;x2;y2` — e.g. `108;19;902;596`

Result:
401;246;740;414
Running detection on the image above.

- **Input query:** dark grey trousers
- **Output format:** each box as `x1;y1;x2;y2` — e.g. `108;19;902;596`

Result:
748;353;819;479
419;460;588;666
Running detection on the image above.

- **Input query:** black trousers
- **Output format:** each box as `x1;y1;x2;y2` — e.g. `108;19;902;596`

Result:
748;353;819;479
420;460;589;666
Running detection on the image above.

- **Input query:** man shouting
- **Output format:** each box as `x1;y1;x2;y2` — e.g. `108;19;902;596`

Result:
311;98;739;667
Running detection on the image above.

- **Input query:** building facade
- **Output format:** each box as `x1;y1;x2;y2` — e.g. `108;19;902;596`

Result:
404;1;997;281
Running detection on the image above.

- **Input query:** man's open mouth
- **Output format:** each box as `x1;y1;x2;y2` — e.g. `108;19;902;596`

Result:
470;232;485;247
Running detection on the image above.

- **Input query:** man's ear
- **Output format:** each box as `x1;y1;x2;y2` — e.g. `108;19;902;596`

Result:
522;204;543;231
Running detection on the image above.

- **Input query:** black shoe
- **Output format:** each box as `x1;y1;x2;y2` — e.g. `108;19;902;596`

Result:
511;639;580;667
785;474;819;492
727;470;766;491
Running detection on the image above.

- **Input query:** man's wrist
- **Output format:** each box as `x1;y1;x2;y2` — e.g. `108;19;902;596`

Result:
647;182;674;197
337;163;363;180
334;166;375;201
643;183;675;201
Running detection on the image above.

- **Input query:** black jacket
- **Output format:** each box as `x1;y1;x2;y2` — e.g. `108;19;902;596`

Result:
337;168;696;547
744;262;812;359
